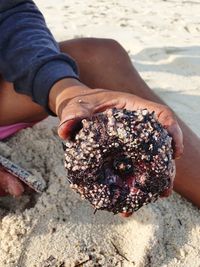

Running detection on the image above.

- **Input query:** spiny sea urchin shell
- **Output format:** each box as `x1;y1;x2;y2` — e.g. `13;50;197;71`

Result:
64;108;175;214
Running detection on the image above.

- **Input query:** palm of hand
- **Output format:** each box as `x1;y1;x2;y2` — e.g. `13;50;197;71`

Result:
57;87;183;159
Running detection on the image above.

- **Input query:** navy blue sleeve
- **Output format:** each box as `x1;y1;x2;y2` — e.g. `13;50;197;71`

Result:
0;1;79;114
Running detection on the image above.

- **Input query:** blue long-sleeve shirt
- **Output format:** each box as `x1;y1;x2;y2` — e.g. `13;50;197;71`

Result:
0;0;79;114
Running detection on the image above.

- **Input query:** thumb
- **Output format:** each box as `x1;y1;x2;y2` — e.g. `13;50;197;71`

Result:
58;118;83;140
57;99;94;140
57;89;123;139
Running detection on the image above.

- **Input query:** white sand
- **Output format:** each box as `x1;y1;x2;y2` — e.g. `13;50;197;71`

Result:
1;0;200;266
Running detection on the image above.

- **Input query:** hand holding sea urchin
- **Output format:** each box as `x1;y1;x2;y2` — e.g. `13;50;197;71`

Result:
64;108;175;214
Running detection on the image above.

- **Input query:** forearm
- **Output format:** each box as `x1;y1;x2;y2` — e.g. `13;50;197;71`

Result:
0;1;79;113
49;78;87;116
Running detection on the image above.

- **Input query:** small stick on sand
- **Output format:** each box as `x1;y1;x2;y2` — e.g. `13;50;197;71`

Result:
111;241;131;263
0;155;46;193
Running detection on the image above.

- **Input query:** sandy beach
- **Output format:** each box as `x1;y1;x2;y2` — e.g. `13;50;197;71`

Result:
0;0;200;266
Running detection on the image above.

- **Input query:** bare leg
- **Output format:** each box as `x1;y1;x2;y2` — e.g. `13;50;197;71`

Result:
0;77;47;196
59;38;200;208
0;38;199;207
0;76;47;126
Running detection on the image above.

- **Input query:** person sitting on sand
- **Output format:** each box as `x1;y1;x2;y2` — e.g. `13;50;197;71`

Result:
0;1;199;209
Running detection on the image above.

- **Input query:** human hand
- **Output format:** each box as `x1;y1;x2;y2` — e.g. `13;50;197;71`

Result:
0;167;24;197
49;78;183;216
49;79;183;159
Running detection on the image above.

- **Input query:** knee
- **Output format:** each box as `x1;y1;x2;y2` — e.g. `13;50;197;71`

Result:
60;37;129;64
59;38;131;80
87;38;128;60
79;38;127;59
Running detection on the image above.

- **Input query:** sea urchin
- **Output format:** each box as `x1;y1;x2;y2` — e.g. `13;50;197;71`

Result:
64;108;175;214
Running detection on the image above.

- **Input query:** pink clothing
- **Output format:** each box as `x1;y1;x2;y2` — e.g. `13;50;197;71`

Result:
0;122;35;140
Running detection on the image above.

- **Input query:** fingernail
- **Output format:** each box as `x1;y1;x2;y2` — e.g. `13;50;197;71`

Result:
58;119;75;129
58;118;83;140
58;119;75;139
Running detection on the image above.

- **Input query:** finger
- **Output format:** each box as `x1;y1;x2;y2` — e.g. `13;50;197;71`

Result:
166;123;184;159
57;100;94;139
157;109;184;159
160;186;173;198
0;168;24;197
57;94;109;140
57;94;125;140
148;104;184;159
120;211;133;218
58;118;83;140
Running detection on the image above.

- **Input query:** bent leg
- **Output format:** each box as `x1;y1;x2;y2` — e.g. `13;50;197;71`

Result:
0;77;48;196
0;38;199;206
59;38;200;207
0;76;47;126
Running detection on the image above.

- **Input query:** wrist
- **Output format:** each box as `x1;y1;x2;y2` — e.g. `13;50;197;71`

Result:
48;78;87;116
